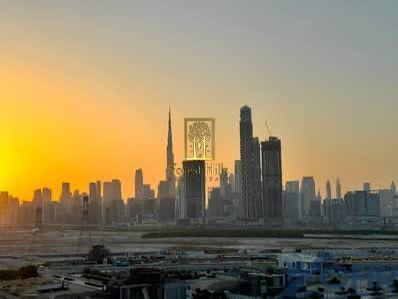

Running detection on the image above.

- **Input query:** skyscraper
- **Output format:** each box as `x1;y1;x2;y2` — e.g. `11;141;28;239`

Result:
89;182;98;202
261;136;283;220
300;176;316;216
96;181;102;200
391;181;396;195
253;137;263;217
166;108;176;197
183;160;206;221
284;181;301;221
103;179;124;224
336;178;342;199
89;182;102;223
42;187;52;203
158;180;175;222
326;180;332;199
233;160;242;194
135;169;144;199
220;167;229;197
175;176;186;219
239;106;260;220
60;182;72;209
363;182;371;193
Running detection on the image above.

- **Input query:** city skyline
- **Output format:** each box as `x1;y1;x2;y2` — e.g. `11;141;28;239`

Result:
1;104;397;202
2;105;396;203
1;1;398;200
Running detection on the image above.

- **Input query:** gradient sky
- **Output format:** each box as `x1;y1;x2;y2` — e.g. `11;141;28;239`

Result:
1;1;397;200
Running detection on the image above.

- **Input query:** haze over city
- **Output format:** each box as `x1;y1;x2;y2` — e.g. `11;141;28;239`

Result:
2;2;398;299
1;1;397;201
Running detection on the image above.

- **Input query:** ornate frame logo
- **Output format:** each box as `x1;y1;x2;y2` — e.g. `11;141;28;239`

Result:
184;118;215;160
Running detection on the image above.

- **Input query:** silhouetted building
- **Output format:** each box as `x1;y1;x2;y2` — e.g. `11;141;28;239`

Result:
103;180;124;224
220;167;229;197
284;181;301;222
127;197;143;223
143;198;156;216
19;201;35;225
345;191;380;218
392;181;397;195
261;137;283;221
158;181;175;222
142;184;155;199
207;188;223;218
165;108;176;197
253;137;263;217
183;160;205;221
33;189;42;206
0;192;19;225
71;190;83;223
89;181;102;223
135;169;144;199
379;189;395;217
103;180;122;202
323;198;345;225
60;182;72;209
240;106;261;220
326;180;332;199
363;182;371;193
300;177;316;216
42;187;52;204
175;176;186;219
309;200;322;218
233;160;242;194
336;178;342;199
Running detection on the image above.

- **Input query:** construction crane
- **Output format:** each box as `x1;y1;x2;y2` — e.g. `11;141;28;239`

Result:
265;121;272;137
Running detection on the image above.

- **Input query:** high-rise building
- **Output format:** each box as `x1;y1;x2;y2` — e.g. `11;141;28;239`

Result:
326;180;332;199
253;137;263;217
142;184;155;199
286;181;299;194
103;180;122;203
42;187;52;203
345;191;380;218
239;106;261;220
183;160;206;220
96;181;102;200
60;183;72;205
33;189;42;210
323;198;344;225
220;167;229;197
175;176;186;219
378;189;395;217
166;108;176;197
336;178;342;199
58;182;73;222
309;199;322;218
103;180;124;224
61;183;71;200
89;182;102;223
284;181;301;221
391;181;396;195
261;136;283;220
233;160;242;194
158;181;175;222
363;182;371;193
89;183;98;202
300;177;316;216
135;169;144;199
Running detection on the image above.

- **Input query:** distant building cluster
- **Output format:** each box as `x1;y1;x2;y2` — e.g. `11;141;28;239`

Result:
0;106;397;230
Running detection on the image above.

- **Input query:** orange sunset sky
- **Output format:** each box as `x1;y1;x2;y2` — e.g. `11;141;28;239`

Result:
1;1;397;201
